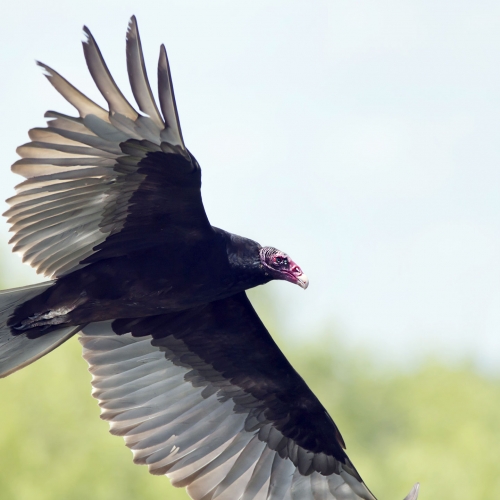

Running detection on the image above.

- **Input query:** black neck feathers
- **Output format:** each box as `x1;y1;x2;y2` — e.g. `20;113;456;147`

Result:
214;228;271;290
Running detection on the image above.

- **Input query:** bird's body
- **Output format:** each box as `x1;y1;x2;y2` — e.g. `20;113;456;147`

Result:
11;227;270;330
0;16;418;500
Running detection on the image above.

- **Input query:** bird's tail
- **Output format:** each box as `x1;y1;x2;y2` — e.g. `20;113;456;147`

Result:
0;282;81;378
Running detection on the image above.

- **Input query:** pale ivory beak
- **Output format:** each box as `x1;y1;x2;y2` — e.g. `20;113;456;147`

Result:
296;273;309;290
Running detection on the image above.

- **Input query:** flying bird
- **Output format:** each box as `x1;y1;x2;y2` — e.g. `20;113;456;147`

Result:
0;17;419;500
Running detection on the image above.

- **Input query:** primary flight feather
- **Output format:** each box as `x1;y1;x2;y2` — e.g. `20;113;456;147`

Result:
0;17;418;500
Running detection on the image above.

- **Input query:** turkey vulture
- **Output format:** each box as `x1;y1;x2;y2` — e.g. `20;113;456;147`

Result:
0;17;419;500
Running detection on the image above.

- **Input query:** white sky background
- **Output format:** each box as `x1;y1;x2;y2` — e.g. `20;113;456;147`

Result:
0;1;498;370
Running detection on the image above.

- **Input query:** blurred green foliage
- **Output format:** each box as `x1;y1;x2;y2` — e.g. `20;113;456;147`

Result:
0;283;499;499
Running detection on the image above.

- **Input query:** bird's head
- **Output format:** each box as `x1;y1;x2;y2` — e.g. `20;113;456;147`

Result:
259;247;309;289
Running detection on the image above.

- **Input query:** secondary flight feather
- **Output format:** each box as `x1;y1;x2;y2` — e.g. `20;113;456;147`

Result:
0;17;419;500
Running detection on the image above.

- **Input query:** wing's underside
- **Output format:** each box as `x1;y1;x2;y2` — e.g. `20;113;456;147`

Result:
80;293;418;500
81;324;376;499
5;16;210;279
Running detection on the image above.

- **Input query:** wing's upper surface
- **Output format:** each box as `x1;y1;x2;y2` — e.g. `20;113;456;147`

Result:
80;293;382;500
5;17;212;278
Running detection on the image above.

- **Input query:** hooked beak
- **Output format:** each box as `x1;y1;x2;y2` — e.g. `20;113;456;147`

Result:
283;259;309;289
285;262;309;289
295;273;309;290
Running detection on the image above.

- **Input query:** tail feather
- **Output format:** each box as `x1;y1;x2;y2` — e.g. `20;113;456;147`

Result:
0;282;80;378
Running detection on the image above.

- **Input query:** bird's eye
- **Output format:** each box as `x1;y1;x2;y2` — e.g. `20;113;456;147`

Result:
274;256;288;267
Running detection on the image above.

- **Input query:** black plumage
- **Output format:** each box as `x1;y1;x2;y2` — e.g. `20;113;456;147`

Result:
0;17;419;500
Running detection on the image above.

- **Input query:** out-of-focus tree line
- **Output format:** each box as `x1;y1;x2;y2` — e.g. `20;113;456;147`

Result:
0;277;499;500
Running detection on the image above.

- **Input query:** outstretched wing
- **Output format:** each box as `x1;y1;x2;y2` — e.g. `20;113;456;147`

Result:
80;292;399;500
4;17;212;278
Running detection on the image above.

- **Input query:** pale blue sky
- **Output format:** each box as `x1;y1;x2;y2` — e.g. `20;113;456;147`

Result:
1;1;499;370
